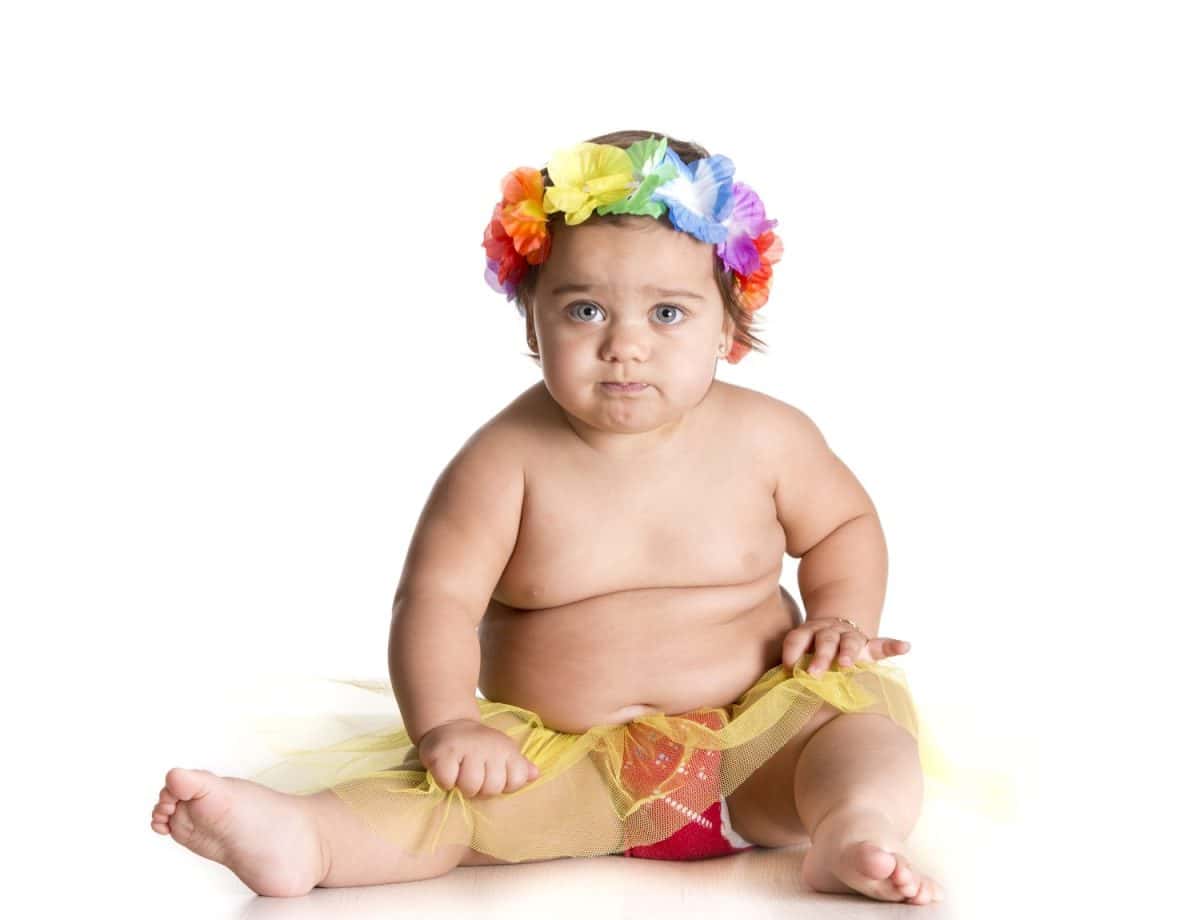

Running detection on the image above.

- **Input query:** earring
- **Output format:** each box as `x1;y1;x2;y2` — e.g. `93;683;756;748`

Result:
717;343;727;355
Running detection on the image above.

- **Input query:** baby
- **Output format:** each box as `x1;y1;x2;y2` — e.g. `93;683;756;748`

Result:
150;130;943;906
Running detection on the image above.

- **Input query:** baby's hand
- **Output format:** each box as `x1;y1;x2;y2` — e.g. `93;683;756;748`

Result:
417;718;540;799
781;619;911;678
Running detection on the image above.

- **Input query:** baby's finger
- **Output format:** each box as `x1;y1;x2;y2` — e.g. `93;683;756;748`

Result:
479;759;508;798
456;756;485;798
807;630;842;675
503;757;530;793
837;631;870;667
428;757;462;795
867;637;911;660
781;627;814;668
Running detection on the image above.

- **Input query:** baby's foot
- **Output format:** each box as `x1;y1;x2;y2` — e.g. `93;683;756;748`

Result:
150;767;328;897
800;805;945;906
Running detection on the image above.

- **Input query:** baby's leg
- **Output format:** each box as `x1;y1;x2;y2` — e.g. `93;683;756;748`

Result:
151;768;475;896
794;713;942;904
308;787;479;886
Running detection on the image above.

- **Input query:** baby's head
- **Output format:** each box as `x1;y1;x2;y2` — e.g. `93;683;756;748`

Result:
482;130;783;440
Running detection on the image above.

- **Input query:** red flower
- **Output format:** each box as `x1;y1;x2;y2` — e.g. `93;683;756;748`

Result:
482;167;554;297
498;167;550;265
482;203;530;292
733;230;783;312
725;339;751;364
725;231;784;363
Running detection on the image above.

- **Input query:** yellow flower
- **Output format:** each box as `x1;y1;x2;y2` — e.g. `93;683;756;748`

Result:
543;143;636;225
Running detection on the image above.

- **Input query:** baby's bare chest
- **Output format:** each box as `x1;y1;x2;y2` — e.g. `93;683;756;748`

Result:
492;457;786;610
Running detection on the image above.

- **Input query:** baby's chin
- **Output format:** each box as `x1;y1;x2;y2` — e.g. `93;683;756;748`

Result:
565;391;713;438
543;373;717;431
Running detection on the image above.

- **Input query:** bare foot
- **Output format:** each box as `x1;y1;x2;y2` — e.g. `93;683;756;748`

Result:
800;805;945;906
150;767;328;897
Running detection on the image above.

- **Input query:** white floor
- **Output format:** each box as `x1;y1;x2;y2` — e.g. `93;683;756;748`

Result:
131;787;1018;920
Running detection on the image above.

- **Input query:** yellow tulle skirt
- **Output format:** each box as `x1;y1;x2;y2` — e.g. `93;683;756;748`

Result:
251;655;932;864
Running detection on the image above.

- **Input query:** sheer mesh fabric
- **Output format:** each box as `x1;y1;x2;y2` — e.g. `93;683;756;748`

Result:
252;655;929;863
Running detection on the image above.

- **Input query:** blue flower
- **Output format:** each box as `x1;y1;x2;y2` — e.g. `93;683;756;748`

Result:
650;149;735;245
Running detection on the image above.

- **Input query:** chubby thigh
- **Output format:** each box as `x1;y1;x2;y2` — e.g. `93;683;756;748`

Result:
460;743;625;862
325;711;628;866
723;701;842;848
457;750;623;865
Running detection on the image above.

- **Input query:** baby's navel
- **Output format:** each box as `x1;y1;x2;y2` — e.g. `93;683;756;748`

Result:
607;703;660;724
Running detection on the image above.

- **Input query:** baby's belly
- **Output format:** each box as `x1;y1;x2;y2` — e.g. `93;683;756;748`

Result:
478;573;802;733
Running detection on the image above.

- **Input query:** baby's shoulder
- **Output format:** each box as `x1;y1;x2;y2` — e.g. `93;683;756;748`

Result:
710;379;789;418
457;382;558;463
708;381;823;456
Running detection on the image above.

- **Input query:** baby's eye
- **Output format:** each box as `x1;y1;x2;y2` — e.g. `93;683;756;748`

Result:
566;302;687;325
568;302;604;323
653;305;686;325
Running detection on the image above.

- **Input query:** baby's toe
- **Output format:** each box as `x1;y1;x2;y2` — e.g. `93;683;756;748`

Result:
151;803;173;832
885;854;918;897
151;784;179;832
906;877;935;905
165;767;211;801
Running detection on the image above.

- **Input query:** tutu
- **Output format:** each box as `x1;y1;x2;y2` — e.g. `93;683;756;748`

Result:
251;654;931;864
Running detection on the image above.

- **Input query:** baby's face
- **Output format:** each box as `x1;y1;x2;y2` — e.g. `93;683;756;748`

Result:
530;219;733;440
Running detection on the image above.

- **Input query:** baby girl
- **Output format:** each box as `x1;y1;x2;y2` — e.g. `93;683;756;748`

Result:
150;130;943;906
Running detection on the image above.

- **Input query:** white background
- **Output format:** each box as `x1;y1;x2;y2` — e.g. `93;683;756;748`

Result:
3;1;1196;916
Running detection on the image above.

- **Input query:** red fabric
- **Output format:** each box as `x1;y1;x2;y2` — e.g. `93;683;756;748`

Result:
620;710;757;861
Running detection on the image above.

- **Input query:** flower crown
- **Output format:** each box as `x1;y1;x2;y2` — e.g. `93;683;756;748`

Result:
481;137;784;364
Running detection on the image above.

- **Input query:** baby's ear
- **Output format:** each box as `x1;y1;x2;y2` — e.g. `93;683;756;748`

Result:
720;322;735;356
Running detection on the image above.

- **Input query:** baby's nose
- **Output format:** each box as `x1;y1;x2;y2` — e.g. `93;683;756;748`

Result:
601;325;649;361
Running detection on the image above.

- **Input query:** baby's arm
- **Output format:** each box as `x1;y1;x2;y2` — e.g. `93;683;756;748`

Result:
388;423;524;745
771;405;887;636
765;400;911;673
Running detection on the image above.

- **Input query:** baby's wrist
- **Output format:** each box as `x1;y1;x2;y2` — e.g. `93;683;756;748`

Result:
805;615;863;633
415;715;481;746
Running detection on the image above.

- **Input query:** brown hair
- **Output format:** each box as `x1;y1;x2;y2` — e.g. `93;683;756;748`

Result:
513;129;768;365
